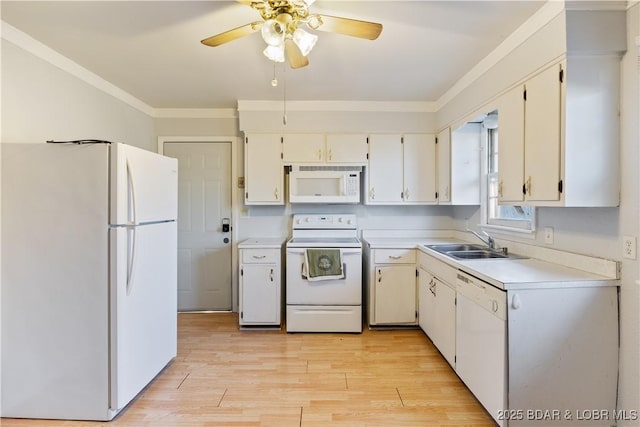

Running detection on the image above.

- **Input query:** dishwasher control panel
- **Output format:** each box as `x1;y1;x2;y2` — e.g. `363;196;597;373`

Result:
456;271;507;320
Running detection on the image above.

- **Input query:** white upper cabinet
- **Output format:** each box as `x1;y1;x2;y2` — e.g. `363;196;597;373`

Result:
325;134;368;163
403;134;437;204
437;125;481;205
436;128;451;204
282;134;325;163
244;134;284;205
498;57;620;207
367;134;437;205
367;134;404;203
281;133;368;164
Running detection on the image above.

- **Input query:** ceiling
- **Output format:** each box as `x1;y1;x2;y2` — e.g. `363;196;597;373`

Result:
1;1;547;110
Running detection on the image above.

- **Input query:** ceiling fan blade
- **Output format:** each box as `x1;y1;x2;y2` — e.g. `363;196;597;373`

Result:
315;15;382;40
285;39;309;69
201;21;263;47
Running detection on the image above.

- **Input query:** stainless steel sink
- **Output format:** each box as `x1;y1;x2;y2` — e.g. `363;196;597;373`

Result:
445;250;507;260
425;244;525;260
426;244;487;253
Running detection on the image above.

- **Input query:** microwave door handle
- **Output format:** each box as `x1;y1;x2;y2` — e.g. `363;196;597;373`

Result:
342;176;347;196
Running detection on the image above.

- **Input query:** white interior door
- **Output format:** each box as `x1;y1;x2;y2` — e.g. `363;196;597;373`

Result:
163;142;232;311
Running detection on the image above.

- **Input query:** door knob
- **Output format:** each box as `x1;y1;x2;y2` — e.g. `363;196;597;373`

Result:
223;237;230;244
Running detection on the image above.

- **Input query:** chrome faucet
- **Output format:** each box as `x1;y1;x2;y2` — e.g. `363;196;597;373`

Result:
467;229;496;250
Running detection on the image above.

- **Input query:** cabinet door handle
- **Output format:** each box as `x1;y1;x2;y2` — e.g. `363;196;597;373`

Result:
498;180;503;199
269;268;274;282
328;148;332;161
318;149;322;160
369;188;375;200
252;255;266;259
404;188;409;200
525;177;532;196
274;187;279;200
377;268;382;283
492;299;499;313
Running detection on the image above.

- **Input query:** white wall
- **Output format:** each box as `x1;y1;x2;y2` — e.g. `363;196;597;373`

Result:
448;5;639;419
1;40;155;150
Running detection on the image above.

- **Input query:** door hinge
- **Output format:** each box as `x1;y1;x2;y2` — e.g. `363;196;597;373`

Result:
559;68;564;83
523;88;527;101
558;179;563;193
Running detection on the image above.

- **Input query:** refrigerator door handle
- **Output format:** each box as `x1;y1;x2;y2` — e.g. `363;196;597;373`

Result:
127;226;136;294
127;160;137;225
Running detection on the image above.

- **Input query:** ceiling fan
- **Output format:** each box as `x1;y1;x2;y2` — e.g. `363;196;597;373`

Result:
201;0;383;69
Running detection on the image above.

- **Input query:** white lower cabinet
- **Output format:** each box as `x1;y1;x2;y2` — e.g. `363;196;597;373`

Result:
366;247;417;326
238;240;283;327
418;256;456;368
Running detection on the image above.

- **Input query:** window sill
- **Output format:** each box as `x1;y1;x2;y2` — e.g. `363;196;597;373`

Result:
480;223;536;240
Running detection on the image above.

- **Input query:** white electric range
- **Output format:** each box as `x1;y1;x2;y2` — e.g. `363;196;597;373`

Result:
285;214;362;333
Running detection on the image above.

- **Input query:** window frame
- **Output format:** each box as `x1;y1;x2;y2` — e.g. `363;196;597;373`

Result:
479;121;536;236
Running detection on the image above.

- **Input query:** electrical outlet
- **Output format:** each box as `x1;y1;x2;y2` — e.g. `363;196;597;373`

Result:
623;236;636;260
544;227;554;244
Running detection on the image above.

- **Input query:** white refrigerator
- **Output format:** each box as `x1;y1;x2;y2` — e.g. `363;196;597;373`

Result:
1;142;178;420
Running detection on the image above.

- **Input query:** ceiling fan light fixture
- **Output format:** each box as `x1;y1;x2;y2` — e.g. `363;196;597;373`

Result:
261;19;285;46
306;14;322;30
292;28;318;57
263;44;285;62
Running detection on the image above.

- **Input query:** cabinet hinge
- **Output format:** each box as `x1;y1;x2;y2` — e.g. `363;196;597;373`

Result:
455;296;457;306
559;68;564;83
366;137;369;144
281;153;283;159
240;268;243;276
280;137;284;143
522;183;526;195
240;311;243;319
401;136;404;144
523;89;527;101
245;136;248;144
416;269;419;277
415;310;418;320
558;179;563;193
245;192;248;199
454;355;457;363
366;153;369;160
435;137;438;144
435;191;439;199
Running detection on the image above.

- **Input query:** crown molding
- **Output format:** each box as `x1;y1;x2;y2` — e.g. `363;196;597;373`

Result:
436;1;565;110
153;108;238;119
1;21;155;117
237;100;436;113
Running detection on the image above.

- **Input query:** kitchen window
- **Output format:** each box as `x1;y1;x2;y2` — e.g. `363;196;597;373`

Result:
483;115;535;233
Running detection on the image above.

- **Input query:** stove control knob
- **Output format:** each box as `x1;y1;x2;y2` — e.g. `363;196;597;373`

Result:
305;217;311;223
347;219;353;225
338;217;343;223
296;219;301;224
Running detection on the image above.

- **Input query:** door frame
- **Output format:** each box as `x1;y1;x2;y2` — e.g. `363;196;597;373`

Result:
157;136;240;312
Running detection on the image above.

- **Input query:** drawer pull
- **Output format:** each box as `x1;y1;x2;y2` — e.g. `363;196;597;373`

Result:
252;255;266;259
388;255;402;260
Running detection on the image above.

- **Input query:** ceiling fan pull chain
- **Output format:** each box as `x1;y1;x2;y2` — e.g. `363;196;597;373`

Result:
283;64;288;126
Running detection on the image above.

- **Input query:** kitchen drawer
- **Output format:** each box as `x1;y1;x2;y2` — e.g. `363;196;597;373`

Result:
374;249;415;264
419;251;457;284
242;249;279;264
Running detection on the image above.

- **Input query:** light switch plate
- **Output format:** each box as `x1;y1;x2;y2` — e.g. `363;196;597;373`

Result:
623;236;636;260
544;227;554;245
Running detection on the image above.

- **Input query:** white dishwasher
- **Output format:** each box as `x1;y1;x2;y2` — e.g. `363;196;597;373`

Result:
455;271;507;427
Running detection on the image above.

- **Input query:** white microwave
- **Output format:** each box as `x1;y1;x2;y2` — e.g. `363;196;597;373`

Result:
289;168;361;204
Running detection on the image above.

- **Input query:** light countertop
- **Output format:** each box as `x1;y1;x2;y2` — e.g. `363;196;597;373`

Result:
363;237;619;290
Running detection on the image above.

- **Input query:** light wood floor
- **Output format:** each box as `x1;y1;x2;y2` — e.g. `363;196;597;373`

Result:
2;313;495;427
